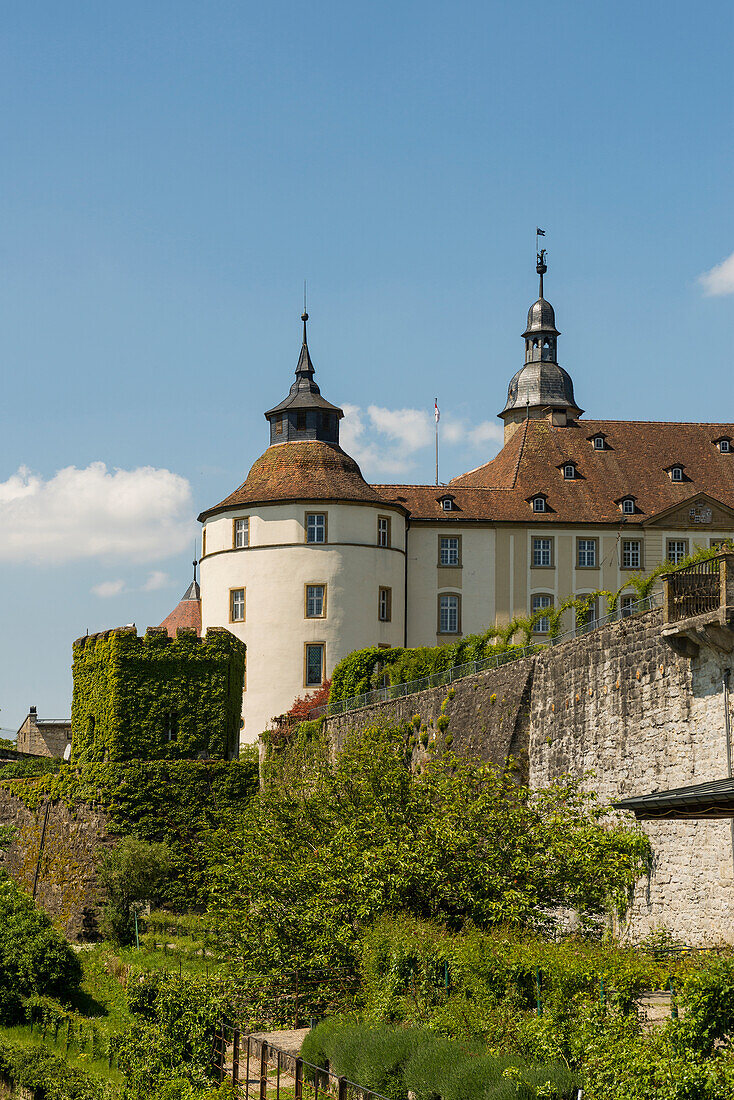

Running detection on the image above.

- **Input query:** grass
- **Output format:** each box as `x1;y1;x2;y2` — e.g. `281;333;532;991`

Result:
0;1023;125;1086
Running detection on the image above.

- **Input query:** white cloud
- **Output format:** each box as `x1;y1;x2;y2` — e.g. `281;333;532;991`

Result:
91;579;125;598
0;462;194;565
142;570;171;592
699;252;734;297
341;404;502;479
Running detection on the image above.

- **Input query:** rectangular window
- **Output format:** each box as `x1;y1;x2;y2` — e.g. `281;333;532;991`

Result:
378;586;392;622
439;536;461;566
229;587;245;622
622;540;641;569
620;594;635;618
321;412;331;432
577;538;597;568
532;594;553;634
305;643;325;687
578;595;598;632
234;517;249;548
275;415;283;435
438;594;460;634
532;537;553;568
305;584;326;618
297;410;307;431
377;515;391;548
306;513;326;543
667;539;688;564
164;712;179;743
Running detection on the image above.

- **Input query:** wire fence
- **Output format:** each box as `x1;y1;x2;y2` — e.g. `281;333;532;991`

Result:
212;1030;393;1100
312;592;662;719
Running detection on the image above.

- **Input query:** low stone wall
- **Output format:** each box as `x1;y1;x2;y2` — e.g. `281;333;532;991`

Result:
324;657;535;779
0;790;111;939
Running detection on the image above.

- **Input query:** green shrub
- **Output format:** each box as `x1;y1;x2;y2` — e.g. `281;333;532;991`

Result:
97;836;174;946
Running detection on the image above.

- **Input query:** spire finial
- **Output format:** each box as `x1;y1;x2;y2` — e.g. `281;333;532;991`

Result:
535;227;547;299
192;558;197;583
302;281;308;344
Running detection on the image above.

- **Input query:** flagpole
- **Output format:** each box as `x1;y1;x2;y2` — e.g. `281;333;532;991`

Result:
435;397;439;486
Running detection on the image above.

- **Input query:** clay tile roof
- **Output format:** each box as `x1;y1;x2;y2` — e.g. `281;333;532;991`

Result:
159;583;202;638
198;441;395;521
374;419;734;525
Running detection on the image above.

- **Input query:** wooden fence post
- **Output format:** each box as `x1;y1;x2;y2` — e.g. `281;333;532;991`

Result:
338;1076;347;1100
260;1041;269;1100
295;1057;303;1100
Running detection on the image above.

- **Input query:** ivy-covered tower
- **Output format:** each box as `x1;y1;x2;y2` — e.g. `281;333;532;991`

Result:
71;626;245;762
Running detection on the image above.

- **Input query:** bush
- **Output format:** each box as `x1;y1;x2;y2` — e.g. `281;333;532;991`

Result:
0;872;81;1013
97;836;173;945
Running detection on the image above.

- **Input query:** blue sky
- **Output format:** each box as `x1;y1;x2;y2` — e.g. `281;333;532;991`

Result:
0;0;732;732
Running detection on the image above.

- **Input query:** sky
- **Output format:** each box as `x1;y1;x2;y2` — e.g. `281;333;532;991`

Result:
0;0;732;733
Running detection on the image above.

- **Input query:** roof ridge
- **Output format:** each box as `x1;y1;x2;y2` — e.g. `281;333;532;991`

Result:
511;418;530;489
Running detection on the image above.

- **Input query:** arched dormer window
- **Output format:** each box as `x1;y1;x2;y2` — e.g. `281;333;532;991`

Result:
563;463;576;480
441;497;454;511
715;437;731;454
670;465;684;482
532;495;547;513
621;497;635;516
593;435;605;450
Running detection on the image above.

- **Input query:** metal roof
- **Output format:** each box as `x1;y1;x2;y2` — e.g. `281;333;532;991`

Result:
614;777;734;819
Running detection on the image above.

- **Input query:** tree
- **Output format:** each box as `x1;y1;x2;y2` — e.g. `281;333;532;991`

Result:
97;836;173;945
206;722;649;978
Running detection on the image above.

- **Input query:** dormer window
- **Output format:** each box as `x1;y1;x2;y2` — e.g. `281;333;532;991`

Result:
532;496;547;513
563;464;576;480
440;496;455;511
590;434;606;450
716;437;731;454
621;497;635;516
670;465;683;482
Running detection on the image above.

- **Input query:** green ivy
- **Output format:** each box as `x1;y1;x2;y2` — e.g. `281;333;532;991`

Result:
71;626;245;763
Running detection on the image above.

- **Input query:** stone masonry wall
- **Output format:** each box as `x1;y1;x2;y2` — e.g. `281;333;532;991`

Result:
531;608;734;945
324;657;535;778
0;790;111;939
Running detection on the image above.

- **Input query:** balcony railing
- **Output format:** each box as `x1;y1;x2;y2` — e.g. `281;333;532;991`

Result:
662;552;734;626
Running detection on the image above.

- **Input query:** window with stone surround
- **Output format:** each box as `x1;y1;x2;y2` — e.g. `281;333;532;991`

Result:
229;587;245;622
622;540;641;569
532;537;553;567
234;517;249;548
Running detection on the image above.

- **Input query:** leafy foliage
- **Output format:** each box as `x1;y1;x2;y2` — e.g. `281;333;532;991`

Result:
206;722;649;979
71;626;245;763
0;872;82;1021
96;837;174;946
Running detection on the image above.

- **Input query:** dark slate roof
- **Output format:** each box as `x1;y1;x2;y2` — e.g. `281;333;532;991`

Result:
198;441;399;520
502;361;580;415
523;297;559;336
264;318;344;419
614;777;734;819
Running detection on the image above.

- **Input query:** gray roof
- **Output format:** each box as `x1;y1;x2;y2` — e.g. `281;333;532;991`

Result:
181;579;200;601
501;361;581;415
614;777;734;819
523;297;559;336
265;315;344;419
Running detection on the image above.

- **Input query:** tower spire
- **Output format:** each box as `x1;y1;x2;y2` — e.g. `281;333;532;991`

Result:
537;248;547;299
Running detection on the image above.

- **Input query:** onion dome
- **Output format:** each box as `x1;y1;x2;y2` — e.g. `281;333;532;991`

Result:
158;562;202;637
198;441;389;520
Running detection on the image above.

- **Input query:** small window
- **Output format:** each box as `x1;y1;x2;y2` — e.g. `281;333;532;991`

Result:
305;584;326;618
532;594;553;634
296;410;307;431
234;517;249;548
306;513;326;543
563;464;576;480
577;539;597;568
275;415;283;435
620;594;635;619
439;536;460;567
719;439;731;454
622;540;641;569
441;498;453;511
230;587;245;622
438;594;460;634
593;436;605;450
305;643;325;687
532;496;546;513
377;516;391;548
667;539;688;565
670;466;683;482
322;412;331;432
532;537;553;567
164;712;179;743
378;586;392;622
621;498;635;515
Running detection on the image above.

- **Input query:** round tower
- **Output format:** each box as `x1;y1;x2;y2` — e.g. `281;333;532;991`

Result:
499;251;583;443
198;314;406;744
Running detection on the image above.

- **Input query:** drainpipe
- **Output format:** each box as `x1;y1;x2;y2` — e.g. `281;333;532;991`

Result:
726;669;732;778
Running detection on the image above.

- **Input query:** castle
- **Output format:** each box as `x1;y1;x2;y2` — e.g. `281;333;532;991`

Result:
197;254;734;743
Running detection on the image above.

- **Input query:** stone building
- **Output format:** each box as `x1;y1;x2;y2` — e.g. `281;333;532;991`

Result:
16;706;72;758
198;255;734;742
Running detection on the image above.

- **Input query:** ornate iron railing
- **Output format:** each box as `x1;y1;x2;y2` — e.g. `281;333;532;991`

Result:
665;558;721;623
